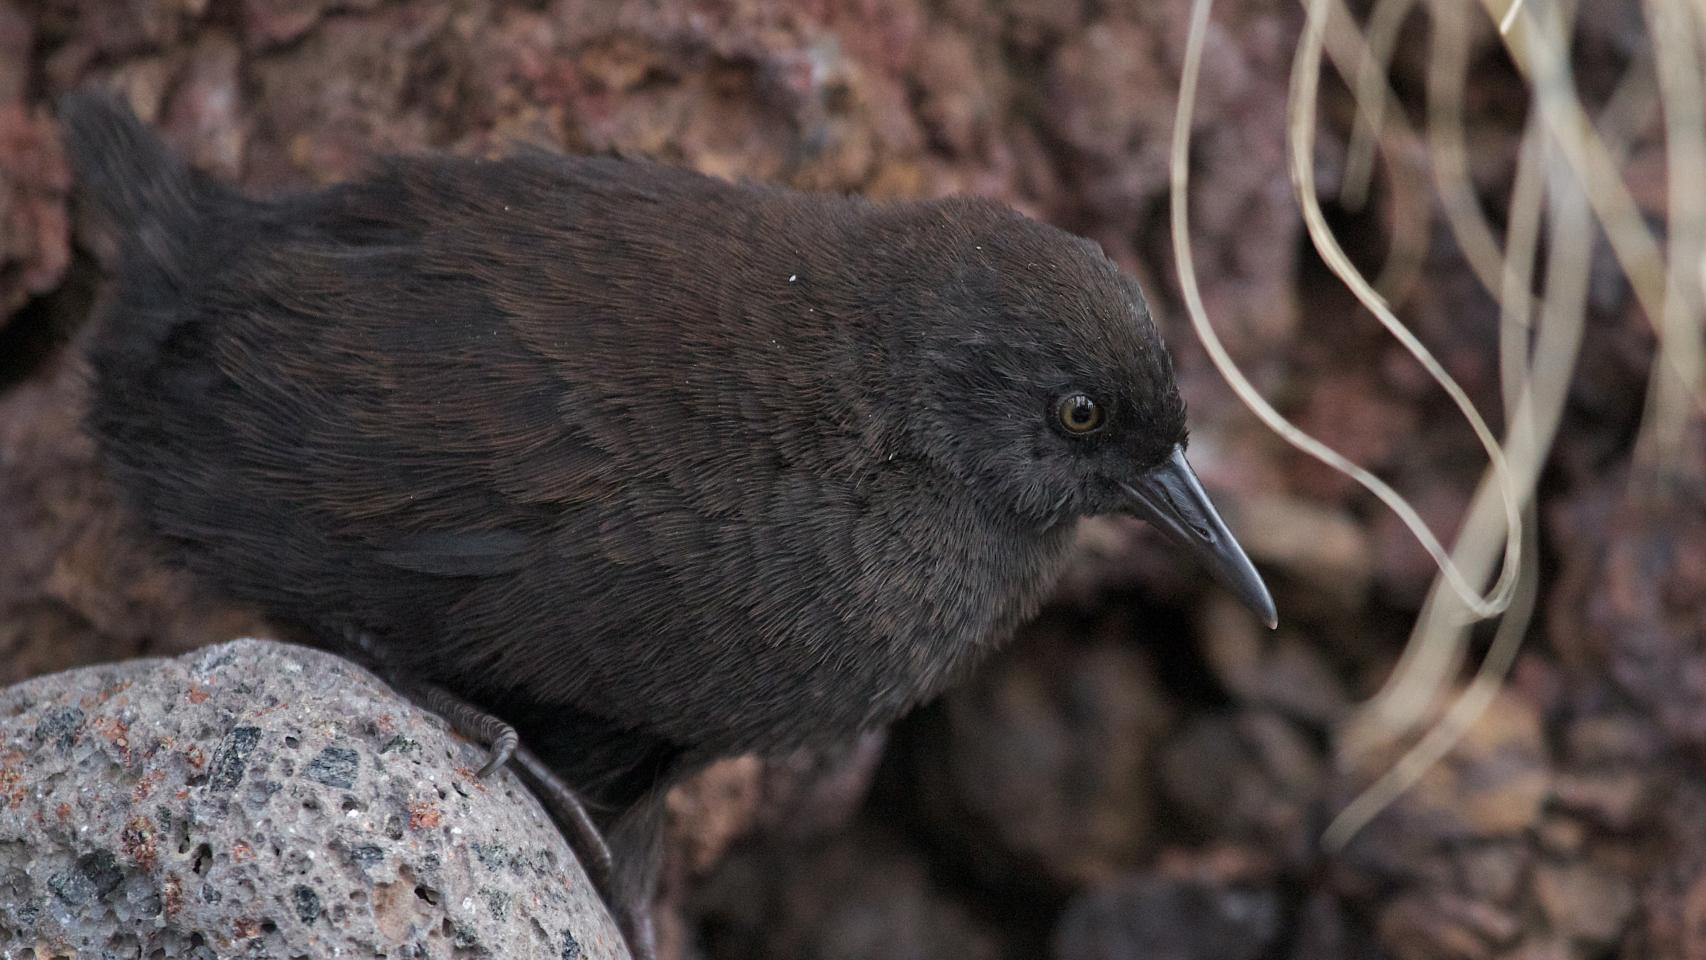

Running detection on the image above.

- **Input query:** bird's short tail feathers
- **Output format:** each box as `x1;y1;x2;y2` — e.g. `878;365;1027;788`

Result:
58;92;205;262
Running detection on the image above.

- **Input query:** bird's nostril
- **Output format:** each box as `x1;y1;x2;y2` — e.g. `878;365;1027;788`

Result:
1155;478;1213;541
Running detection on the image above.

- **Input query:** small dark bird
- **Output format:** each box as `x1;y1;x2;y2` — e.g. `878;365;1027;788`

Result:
61;93;1274;955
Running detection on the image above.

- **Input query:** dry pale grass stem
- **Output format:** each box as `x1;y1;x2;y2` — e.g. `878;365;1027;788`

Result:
1168;0;1703;848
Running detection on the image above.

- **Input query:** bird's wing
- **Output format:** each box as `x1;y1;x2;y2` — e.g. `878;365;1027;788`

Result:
371;529;537;577
218;184;632;578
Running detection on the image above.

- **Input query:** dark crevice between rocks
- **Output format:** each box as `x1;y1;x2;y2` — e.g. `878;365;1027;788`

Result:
862;705;1077;954
1120;595;1234;710
0;254;94;394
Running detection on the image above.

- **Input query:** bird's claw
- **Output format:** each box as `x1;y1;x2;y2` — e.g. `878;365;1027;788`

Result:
475;723;519;778
419;683;520;778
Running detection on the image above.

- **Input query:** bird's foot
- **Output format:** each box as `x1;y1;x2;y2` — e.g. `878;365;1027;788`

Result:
414;684;654;960
418;683;519;777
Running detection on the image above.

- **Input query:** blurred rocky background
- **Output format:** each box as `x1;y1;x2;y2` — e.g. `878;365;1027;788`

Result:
0;0;1690;957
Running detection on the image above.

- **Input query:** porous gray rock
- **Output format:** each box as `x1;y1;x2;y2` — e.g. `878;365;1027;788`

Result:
0;637;628;959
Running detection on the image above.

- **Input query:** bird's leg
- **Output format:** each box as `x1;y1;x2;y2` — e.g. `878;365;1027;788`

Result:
514;750;659;960
414;685;614;875
508;741;616;888
514;747;657;960
413;683;654;960
336;629;653;959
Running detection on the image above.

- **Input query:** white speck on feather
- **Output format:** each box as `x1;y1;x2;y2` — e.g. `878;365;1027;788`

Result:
788;274;798;282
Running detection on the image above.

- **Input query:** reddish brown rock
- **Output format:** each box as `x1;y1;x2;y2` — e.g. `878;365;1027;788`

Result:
1375;889;1518;960
1532;859;1636;947
1158;710;1324;864
0;1;1690;958
1332;692;1551;959
0;344;266;688
240;0;385;51
0;96;72;321
908;612;1174;888
160;31;247;179
1586;488;1706;756
693;828;1006;960
654;734;885;958
1637;806;1706;957
1198;595;1354;726
0;0;27;105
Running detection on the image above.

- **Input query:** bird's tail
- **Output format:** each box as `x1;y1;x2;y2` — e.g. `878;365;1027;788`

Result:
58;92;207;270
61;91;228;420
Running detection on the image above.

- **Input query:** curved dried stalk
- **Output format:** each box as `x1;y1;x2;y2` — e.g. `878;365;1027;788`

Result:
1483;0;1686;390
1172;0;1521;629
1342;0;1534;750
1176;0;1693;850
1328;0;1695;845
1631;0;1706;483
1342;0;1675;756
1426;2;1510;298
1341;0;1419;210
1289;0;1526;619
1329;112;1591;845
1498;0;1524;34
1319;0;1434;306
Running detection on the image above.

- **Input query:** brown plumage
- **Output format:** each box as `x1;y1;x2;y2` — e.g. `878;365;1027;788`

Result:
61;92;1273;952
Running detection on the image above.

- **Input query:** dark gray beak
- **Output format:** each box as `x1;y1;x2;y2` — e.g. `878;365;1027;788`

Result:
1122;446;1278;629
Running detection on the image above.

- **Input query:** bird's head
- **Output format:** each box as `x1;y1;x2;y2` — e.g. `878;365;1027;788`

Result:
860;196;1276;627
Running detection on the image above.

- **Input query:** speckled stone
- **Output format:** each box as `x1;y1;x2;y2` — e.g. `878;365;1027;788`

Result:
0;637;628;959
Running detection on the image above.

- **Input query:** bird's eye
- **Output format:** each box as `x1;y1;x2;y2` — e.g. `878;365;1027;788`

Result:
1055;393;1105;435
